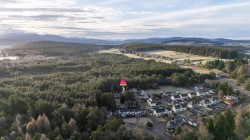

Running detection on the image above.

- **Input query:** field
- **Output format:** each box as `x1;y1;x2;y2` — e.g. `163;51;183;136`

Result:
123;117;151;126
99;48;223;74
145;85;192;95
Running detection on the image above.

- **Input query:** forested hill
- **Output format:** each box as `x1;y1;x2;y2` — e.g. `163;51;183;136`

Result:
5;41;114;56
122;43;239;59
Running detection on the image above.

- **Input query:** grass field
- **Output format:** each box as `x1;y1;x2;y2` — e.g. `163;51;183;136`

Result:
98;48;223;74
123;117;151;126
145;85;192;94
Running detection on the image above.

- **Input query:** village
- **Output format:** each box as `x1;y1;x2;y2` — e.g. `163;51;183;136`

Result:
114;79;240;136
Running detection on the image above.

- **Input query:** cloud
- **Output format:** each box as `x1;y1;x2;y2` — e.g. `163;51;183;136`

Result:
0;0;250;39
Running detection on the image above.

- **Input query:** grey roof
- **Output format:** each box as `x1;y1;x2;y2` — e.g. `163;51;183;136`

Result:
166;119;184;129
189;101;198;105
189;92;196;95
154;108;166;113
166;107;172;111
174;95;181;98
212;96;219;101
182;94;188;97
203;98;210;104
181;103;187;107
174;105;180;109
119;109;145;113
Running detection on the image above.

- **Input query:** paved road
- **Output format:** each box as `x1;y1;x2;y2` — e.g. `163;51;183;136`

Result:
133;95;170;140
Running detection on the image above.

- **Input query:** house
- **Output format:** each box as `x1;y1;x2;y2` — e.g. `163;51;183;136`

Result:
137;90;149;100
188;92;197;99
208;90;215;94
224;95;239;104
180;103;188;111
153;107;171;117
216;73;228;79
209;96;220;104
188;101;199;109
196;91;206;96
172;105;185;113
225;95;239;101
147;98;157;107
200;98;211;107
127;100;137;108
194;86;203;91
187;117;198;127
171;95;182;101
181;93;189;100
118;109;145;117
165;118;184;133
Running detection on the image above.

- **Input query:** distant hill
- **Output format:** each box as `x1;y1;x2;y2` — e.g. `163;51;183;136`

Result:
122;42;239;59
0;33;121;46
6;41;114;56
1;32;250;46
124;37;250;45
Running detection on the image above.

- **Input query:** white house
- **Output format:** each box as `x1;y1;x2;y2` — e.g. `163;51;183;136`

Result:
171;95;182;101
119;109;145;117
147;98;157;107
225;95;238;100
188;101;199;109
194;86;203;91
196;91;206;96
181;94;189;100
209;96;220;104
216;73;228;79
172;105;185;113
188;92;197;99
224;95;239;104
208;90;215;94
200;98;211;107
153;107;171;117
187;117;198;127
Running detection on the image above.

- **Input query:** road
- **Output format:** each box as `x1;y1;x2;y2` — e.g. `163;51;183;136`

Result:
133;95;170;140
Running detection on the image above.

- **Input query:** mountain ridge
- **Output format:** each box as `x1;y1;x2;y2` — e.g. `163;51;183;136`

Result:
1;33;250;46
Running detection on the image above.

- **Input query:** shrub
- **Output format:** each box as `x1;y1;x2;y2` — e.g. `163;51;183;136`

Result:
146;121;153;127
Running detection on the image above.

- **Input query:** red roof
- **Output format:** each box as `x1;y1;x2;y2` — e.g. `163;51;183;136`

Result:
120;79;127;86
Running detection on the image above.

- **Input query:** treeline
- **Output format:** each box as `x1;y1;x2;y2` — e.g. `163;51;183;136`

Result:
5;41;113;56
122;43;239;59
204;58;250;90
175;106;250;140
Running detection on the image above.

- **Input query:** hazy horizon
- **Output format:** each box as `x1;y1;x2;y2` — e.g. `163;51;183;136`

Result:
1;0;250;40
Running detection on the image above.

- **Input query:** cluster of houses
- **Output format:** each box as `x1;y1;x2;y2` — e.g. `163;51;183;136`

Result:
145;87;221;117
115;85;239;132
136;53;175;61
215;73;229;79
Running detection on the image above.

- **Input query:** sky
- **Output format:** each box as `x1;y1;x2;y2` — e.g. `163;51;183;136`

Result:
0;0;250;40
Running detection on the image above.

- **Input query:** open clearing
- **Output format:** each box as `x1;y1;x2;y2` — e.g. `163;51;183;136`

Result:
123;117;151;126
99;48;224;74
145;85;192;94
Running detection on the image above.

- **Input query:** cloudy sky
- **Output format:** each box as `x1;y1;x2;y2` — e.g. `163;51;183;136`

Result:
0;0;250;40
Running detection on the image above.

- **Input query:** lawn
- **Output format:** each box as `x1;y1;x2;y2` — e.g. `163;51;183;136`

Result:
176;110;194;118
123;117;151;126
145;85;192;95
